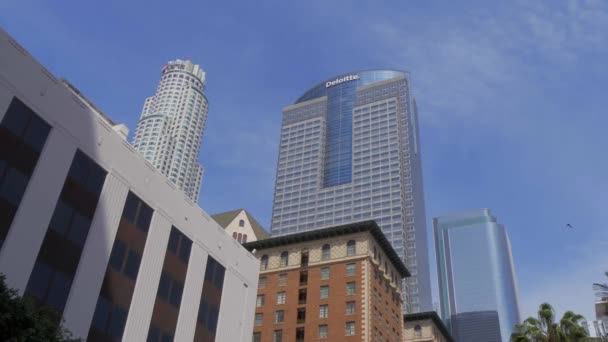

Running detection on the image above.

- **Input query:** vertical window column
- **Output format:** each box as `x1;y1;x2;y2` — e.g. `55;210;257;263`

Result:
147;227;192;342
0;97;51;249
87;192;153;342
194;255;226;341
24;150;106;316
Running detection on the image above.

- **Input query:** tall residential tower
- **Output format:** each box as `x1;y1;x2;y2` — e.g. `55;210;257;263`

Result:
270;70;432;313
434;209;521;342
132;60;208;200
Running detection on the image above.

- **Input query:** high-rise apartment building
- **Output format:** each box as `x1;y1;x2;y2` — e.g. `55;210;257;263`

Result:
0;28;258;341
243;221;409;342
132;59;208;200
434;209;521;342
270;70;431;312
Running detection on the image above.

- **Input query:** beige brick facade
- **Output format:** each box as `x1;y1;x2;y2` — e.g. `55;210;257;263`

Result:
244;222;408;342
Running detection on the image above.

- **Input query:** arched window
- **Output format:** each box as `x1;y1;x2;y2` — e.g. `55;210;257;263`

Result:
242;234;248;243
322;244;331;260
260;255;268;270
414;325;422;337
237;233;242;242
280;251;289;267
232;232;237;239
239;219;245;227
347;240;356;256
301;249;309;267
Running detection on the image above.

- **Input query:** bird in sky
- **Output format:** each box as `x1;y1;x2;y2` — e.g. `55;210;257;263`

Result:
566;224;574;229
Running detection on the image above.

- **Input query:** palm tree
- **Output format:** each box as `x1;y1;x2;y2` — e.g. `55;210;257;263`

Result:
511;303;588;342
593;272;608;300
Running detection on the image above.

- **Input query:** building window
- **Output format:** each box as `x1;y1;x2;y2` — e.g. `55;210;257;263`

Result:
320;267;330;280
195;256;226;340
296;327;305;342
25;150;106;314
273;329;283;342
276;292;286;305
278;273;287;286
259;277;266;289
254;313;263;326
320;286;329;299
297;308;306;324
346;263;356;276
260;255;268;271
90;296;128;340
88;192;152;341
414;325;422;337
319;325;328;339
299;271;308;286
280;251;289;267
256;295;264;307
243;234;247;243
232;232;237;239
346;282;356;295
239;219;245;227
321;244;331;260
237;233;242;242
275;310;284;324
347;240;356;256
346;301;356;315
346;321;356;336
300;249;309;267
0;97;51;249
319;304;328;318
298;288;307;305
252;332;261;342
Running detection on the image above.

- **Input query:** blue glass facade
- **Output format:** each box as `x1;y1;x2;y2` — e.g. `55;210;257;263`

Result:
296;70;405;187
434;209;521;342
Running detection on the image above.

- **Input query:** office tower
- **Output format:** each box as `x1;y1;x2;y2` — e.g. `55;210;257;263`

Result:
212;208;270;243
244;221;408;342
270;70;431;312
434;209;521;342
132;59;208;201
0;29;258;341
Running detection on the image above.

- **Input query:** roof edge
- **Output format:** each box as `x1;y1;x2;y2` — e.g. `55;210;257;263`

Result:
404;311;454;342
242;220;409;277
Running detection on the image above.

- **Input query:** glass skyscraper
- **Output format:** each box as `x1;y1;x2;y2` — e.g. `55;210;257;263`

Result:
434;209;521;342
132;59;208;200
270;70;432;313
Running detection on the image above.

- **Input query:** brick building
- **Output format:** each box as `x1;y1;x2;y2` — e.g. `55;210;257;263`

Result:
403;311;454;342
243;221;409;341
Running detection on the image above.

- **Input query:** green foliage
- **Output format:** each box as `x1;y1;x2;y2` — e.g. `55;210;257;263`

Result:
0;273;80;342
511;303;589;342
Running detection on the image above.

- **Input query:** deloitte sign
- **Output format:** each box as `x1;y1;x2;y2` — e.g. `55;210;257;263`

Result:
325;75;360;88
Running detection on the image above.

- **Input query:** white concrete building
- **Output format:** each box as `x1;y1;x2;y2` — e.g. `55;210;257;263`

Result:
132;59;208;201
211;209;270;243
0;28;258;342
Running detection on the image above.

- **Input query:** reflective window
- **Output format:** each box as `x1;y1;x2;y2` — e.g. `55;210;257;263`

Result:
347;240;356;256
321;244;330;260
195;255;226;341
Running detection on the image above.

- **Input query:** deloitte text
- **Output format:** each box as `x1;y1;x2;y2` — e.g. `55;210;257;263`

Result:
326;75;360;88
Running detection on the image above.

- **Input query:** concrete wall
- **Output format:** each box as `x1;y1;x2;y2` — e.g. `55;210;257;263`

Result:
0;27;258;341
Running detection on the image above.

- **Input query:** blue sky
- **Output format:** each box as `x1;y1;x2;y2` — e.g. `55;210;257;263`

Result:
2;0;607;321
